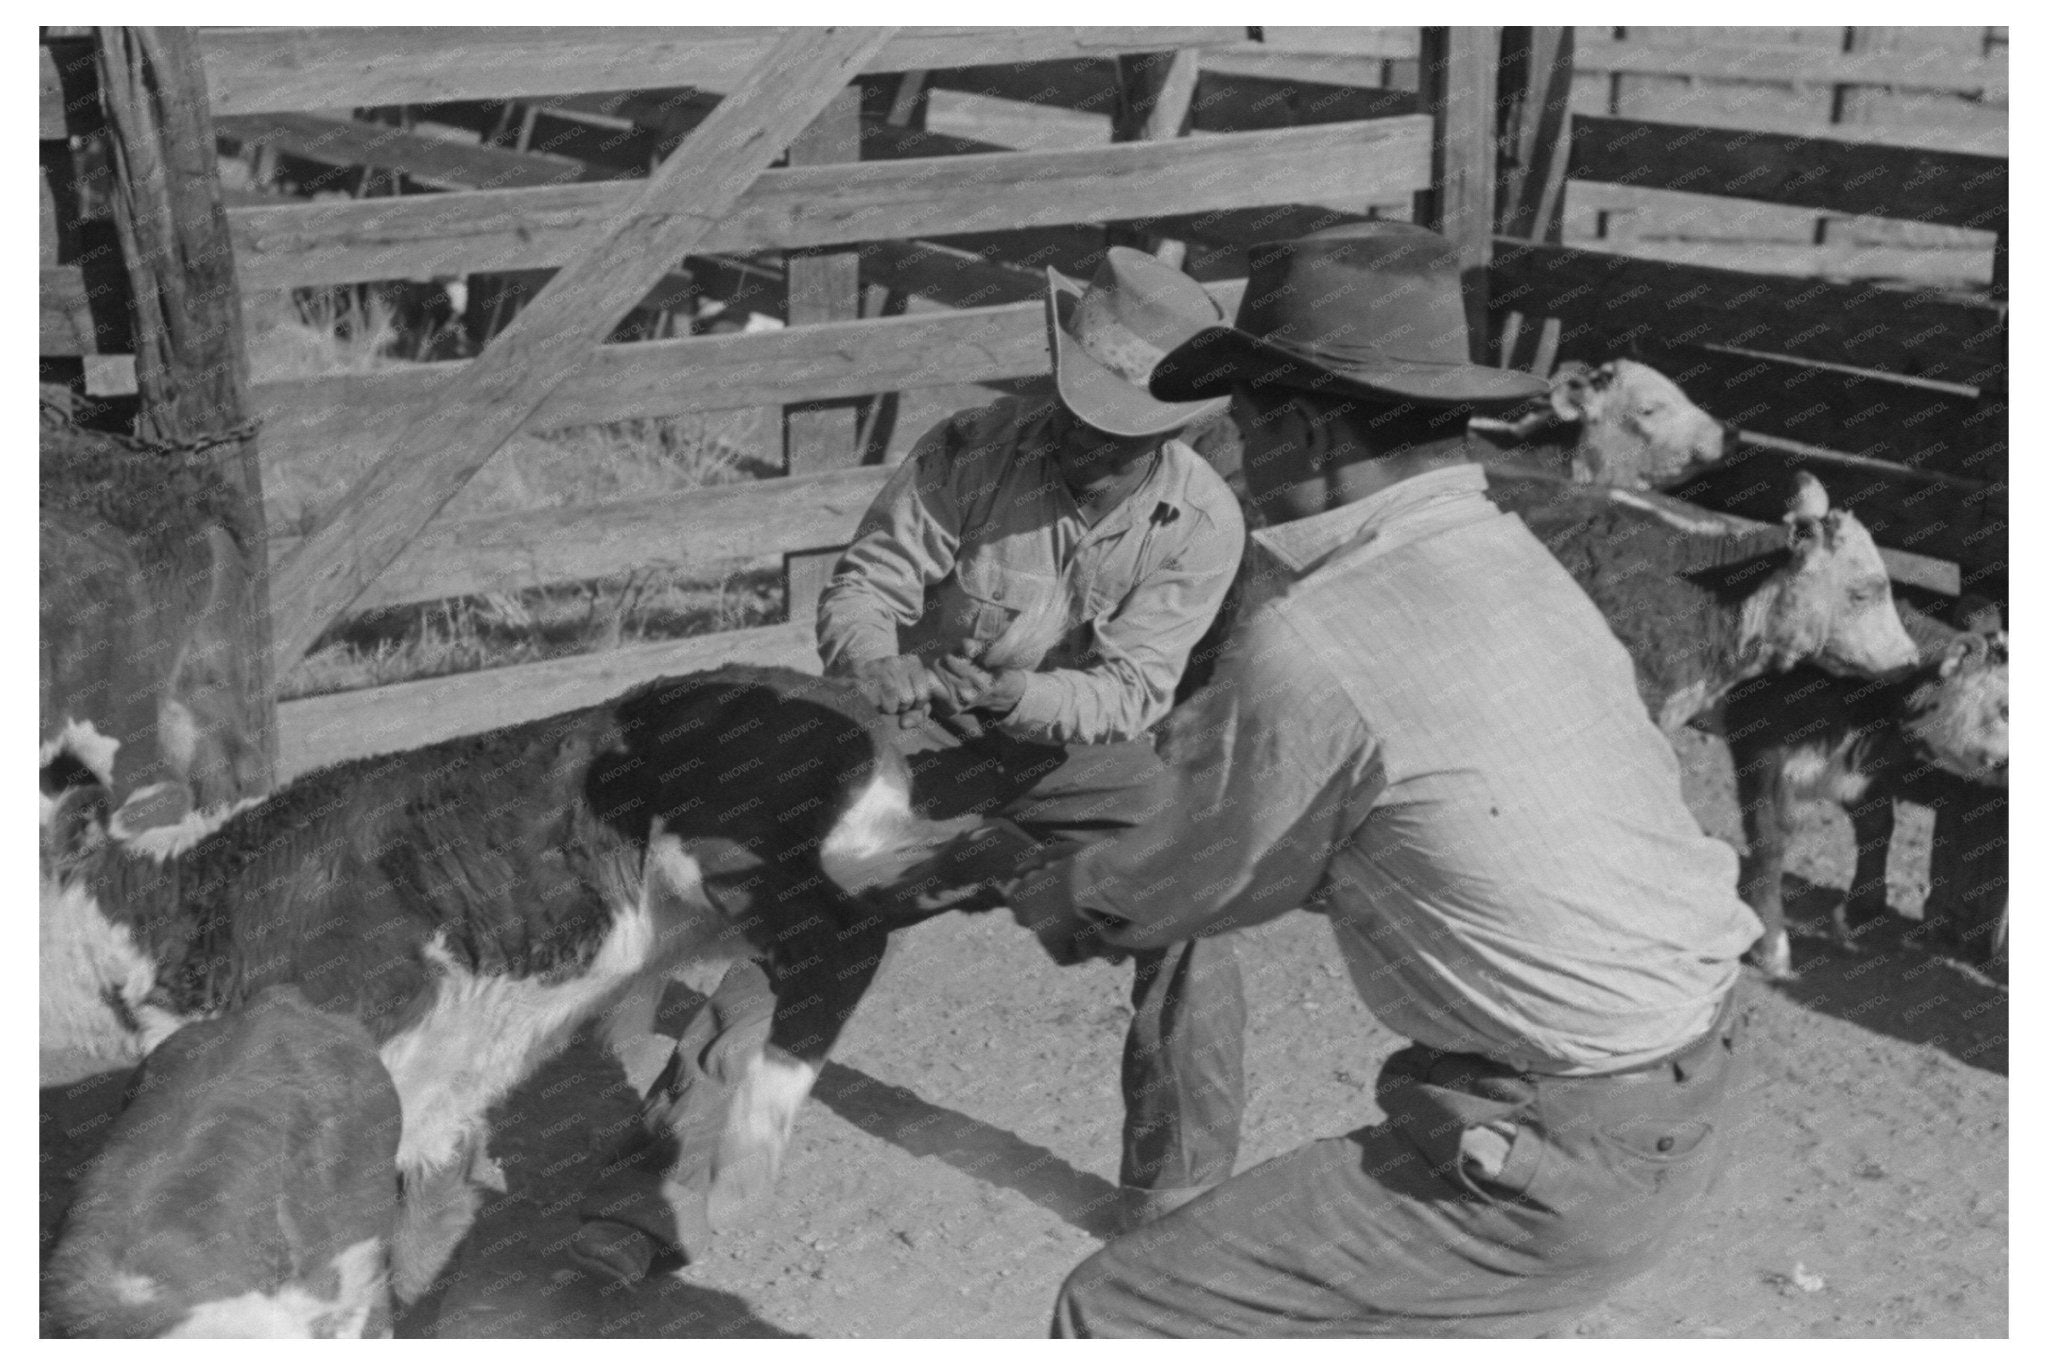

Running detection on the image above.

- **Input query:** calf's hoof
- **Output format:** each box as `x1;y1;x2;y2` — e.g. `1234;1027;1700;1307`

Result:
1748;931;1796;981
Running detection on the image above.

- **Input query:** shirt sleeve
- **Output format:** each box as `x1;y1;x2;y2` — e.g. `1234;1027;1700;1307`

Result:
997;494;1247;745
1008;605;1382;957
815;420;964;677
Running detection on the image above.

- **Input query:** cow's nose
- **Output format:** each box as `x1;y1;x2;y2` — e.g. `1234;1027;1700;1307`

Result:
1717;422;1741;460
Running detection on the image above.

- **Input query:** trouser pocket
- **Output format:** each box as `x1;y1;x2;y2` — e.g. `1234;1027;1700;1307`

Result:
1377;1047;1543;1202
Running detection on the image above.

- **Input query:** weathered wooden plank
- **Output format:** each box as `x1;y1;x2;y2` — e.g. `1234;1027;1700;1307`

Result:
266;467;893;613
785;87;870;625
269;28;897;669
278;622;820;780
257;300;1048;456
96;25;278;786
1573;31;2008;97
1200;44;1414;87
1109;48;1202;263
1417;28;1500;354
1555;339;2006;484
1191;70;1416;132
1495;26;1576;371
225;117;1433;289
1568;115;2007;235
1551;234;1996;289
198;27;1242;114
215;111;633;191
39;38;102;138
39;264;128;355
1670;442;2003;579
1488;241;2007;387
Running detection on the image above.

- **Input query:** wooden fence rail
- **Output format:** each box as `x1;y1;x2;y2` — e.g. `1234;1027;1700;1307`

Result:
41;25;2007;774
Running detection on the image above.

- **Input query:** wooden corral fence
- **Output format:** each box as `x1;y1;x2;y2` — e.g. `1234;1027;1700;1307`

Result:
39;26;2007;785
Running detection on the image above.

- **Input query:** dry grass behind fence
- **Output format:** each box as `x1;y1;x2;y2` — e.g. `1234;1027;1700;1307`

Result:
256;288;786;702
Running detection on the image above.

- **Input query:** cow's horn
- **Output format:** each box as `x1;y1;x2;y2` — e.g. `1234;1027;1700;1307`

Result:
1784;472;1829;522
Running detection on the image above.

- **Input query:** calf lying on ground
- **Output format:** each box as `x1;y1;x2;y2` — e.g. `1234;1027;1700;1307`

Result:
40;665;980;1309
1491;469;1920;732
1722;625;2009;978
46;985;403;1338
1471;358;1735;489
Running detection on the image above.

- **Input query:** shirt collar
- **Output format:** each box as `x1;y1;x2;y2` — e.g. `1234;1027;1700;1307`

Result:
1251;460;1491;577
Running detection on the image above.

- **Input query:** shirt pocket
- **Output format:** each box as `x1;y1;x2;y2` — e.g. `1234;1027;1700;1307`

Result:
952;552;1068;668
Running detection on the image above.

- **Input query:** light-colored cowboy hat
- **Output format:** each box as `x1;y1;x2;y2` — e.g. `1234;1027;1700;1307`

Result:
1046;248;1233;438
1149;222;1550;409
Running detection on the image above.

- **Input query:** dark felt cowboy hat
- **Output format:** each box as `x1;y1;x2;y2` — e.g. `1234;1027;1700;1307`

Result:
1046;248;1233;438
1148;222;1549;409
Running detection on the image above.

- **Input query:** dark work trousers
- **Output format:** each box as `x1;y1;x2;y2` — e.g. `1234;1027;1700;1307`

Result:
578;716;1247;1262
1053;986;1749;1338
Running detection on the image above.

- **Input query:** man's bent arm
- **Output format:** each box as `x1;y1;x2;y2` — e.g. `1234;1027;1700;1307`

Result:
816;426;962;675
1010;608;1378;956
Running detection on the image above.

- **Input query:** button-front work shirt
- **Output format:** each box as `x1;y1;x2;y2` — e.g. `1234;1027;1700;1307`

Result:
817;397;1245;745
1013;461;1761;1074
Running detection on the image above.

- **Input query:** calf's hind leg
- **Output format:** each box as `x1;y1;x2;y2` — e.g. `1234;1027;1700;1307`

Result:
569;872;890;1282
708;912;891;1227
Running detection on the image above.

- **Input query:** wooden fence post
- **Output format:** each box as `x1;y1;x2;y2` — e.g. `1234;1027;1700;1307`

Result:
1493;26;1575;373
1416;27;1501;360
1111;48;1202;266
784;84;867;633
95;24;278;788
851;70;931;466
268;27;896;670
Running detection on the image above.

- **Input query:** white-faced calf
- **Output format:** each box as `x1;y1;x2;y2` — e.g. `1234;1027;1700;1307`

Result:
1472;358;1735;490
39;665;975;1315
1723;626;2008;978
1494;470;1920;731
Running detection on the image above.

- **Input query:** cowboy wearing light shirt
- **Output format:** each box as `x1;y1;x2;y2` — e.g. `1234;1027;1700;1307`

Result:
1008;224;1763;1337
816;249;1251;1231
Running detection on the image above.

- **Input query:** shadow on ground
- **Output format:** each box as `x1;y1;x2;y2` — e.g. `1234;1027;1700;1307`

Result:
397;1031;798;1338
810;1060;1123;1239
1768;876;2006;1077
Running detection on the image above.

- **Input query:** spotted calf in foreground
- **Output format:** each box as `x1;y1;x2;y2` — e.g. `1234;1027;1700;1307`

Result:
47;986;403;1338
39;665;987;1331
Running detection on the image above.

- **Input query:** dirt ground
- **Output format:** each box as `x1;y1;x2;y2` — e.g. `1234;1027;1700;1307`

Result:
40;728;2007;1338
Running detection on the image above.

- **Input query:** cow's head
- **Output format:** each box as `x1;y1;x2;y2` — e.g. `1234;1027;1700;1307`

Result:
1755;474;1920;677
1906;630;2009;784
1547;359;1734;490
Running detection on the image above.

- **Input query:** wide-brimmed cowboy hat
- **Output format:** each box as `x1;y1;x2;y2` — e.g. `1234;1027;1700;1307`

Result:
1148;222;1549;409
1046;248;1232;438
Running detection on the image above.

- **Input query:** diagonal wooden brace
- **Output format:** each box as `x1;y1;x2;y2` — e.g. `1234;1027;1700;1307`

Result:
268;26;897;670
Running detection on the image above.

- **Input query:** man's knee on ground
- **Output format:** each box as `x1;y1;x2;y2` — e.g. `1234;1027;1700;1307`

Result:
1050;1247;1124;1338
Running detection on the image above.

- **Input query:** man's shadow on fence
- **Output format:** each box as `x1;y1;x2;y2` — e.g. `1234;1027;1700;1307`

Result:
810;1060;1124;1240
